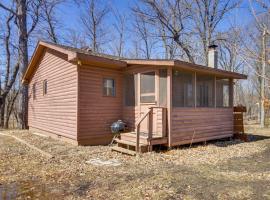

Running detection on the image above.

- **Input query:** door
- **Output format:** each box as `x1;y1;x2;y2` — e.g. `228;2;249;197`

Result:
138;71;158;135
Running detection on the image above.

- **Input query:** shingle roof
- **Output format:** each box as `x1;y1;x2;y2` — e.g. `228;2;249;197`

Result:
22;41;247;84
42;41;125;60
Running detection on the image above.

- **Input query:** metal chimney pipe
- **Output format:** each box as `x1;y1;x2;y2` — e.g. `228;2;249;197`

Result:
208;44;218;69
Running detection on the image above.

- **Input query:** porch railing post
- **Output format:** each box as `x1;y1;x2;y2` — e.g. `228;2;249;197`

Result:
148;108;153;140
136;124;140;152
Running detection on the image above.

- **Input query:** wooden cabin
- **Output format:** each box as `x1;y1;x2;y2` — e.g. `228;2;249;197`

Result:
23;41;247;154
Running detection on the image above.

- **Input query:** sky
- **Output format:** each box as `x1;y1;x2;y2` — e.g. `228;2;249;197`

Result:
56;0;253;31
0;0;257;36
56;0;136;33
0;0;261;62
53;0;255;53
58;0;134;23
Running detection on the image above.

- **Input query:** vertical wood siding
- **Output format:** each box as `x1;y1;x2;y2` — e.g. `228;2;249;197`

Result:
77;65;123;145
28;49;78;140
171;108;233;146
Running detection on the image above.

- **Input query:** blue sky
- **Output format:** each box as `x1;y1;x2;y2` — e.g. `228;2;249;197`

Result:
56;0;253;30
0;0;258;60
57;0;135;30
0;0;256;34
54;0;254;49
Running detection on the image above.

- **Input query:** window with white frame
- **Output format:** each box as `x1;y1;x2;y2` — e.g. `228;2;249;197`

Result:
159;69;167;106
103;78;116;97
140;71;155;103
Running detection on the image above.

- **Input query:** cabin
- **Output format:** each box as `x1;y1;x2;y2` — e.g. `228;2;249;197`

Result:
22;41;247;154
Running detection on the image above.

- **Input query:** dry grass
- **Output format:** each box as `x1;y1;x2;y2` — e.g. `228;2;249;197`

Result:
0;126;269;200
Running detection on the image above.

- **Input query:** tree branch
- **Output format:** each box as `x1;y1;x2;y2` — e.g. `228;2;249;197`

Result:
0;3;16;15
27;0;42;37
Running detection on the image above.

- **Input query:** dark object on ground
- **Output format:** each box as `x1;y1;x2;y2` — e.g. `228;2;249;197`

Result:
111;120;126;134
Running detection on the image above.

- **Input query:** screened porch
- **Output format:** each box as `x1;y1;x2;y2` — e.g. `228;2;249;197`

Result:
122;66;235;148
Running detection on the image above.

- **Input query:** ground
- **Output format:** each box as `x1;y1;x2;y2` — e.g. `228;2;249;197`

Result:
0;126;269;200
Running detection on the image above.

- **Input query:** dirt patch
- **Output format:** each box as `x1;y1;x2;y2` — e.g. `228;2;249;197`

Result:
0;127;269;199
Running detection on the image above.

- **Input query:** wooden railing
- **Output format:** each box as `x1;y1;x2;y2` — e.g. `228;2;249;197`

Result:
135;107;167;153
233;106;246;134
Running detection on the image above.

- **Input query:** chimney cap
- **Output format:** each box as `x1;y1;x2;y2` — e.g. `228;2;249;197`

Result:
208;44;218;49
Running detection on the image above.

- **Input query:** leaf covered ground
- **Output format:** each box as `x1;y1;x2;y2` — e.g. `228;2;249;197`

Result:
0;125;269;200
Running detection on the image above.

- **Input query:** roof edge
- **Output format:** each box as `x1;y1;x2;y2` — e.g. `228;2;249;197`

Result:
123;59;175;66
22;41;78;84
22;41;127;84
174;60;247;79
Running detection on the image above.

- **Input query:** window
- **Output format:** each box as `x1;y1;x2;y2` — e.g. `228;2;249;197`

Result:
33;83;36;100
124;74;135;106
172;70;194;107
196;75;214;107
159;69;167;106
43;80;47;95
216;78;230;107
103;78;115;97
140;71;155;103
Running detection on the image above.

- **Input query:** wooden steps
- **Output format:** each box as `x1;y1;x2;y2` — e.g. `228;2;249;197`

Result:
111;146;137;156
111;132;168;155
114;138;146;146
120;132;149;144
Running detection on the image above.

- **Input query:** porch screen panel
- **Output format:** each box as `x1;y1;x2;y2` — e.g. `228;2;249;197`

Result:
159;69;167;106
172;70;194;107
134;73;138;106
216;78;230;107
140;72;155;103
196;75;215;107
124;74;135;106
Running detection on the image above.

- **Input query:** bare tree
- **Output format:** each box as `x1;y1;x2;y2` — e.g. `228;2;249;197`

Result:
217;28;244;72
65;28;88;48
0;0;42;129
128;40;141;59
80;0;110;52
133;13;155;59
0;13;20;128
247;0;270;127
110;9;126;58
41;0;63;43
159;22;177;59
133;0;194;62
4;87;19;129
190;0;240;65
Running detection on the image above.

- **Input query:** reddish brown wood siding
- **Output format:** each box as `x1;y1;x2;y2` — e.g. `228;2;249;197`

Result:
77;65;123;145
123;106;136;131
28;49;78;140
171;108;233;146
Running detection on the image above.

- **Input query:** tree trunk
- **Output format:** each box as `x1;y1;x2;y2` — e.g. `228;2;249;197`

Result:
5;91;19;129
17;0;28;129
0;99;5;127
260;28;266;128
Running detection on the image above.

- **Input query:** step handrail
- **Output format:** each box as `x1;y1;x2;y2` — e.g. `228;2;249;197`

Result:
136;108;152;152
135;109;152;127
135;107;167;153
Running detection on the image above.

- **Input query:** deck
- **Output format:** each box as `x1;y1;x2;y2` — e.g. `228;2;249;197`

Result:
112;132;168;155
112;107;168;155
